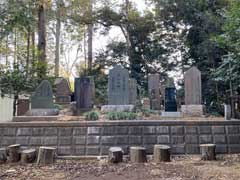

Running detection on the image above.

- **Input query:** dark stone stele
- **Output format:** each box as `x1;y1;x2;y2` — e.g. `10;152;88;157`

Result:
148;74;161;110
55;78;72;104
165;87;177;112
108;65;129;105
31;80;54;109
75;77;95;113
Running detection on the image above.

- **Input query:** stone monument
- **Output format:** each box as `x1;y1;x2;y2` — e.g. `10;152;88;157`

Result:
129;78;137;105
55;78;72;104
75;77;95;114
29;80;59;116
181;67;205;116
148;74;161;110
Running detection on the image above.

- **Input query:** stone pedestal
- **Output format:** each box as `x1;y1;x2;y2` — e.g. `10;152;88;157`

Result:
224;104;231;120
161;112;182;118
181;105;205;117
101;105;135;113
25;109;59;116
55;96;71;104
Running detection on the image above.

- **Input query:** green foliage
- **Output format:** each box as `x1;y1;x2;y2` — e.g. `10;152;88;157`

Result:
141;108;157;117
85;111;99;121
107;111;137;120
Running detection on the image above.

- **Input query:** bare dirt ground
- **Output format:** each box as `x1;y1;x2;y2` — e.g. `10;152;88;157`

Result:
1;155;240;180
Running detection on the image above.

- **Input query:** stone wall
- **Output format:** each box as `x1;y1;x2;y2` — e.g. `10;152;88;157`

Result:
0;120;240;156
181;105;205;116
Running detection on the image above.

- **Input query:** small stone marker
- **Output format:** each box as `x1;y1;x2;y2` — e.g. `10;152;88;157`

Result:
108;65;129;105
108;147;123;163
130;147;147;163
184;67;202;105
36;147;56;165
55;78;72;104
148;74;161;110
0;148;7;164
129;78;137;105
153;145;171;163
21;149;37;163
224;104;231;120
8;144;21;163
75;77;95;113
31;80;54;109
200;144;216;161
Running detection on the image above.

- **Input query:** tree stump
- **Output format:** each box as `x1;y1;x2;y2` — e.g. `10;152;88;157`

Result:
130;147;147;163
108;147;123;163
36;147;56;165
153;145;171;163
21;149;37;163
200;144;216;161
8;144;21;163
0;148;7;164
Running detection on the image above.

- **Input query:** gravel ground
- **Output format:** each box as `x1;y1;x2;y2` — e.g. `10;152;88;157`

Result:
1;155;240;180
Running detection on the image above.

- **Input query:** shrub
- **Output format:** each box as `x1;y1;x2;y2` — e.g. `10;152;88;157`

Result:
85;111;99;121
107;111;137;120
141;108;157;117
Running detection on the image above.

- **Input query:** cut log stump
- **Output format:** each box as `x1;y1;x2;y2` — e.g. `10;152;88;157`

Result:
8;144;21;163
36;147;56;165
21;149;37;163
109;147;123;163
153;145;171;163
130;147;147;163
0;148;7;164
200;144;216;161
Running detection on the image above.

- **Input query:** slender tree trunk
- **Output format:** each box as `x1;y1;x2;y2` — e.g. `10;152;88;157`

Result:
5;34;8;66
32;31;35;64
87;0;93;71
229;61;235;118
26;28;31;72
13;95;18;116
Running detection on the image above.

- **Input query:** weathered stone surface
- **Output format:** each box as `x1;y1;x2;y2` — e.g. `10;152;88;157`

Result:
115;136;128;144
17;128;32;136
116;127;128;134
59;128;72;136
26;109;59;116
164;87;177;112
129;127;142;134
199;126;212;134
73;146;85;155
171;136;184;144
184;67;202;105
73;128;86;135
31;80;55;109
86;146;99;155
185;145;199;154
143;136;156;144
199;135;213;144
212;126;225;134
87;127;101;135
103;127;115;135
75;77;94;112
143;126;156;134
148;74;161;110
129;136;142;144
101;136;115;145
55;78;72;104
87;136;100;145
156;126;169;134
157;135;170;144
32;128;45;136
73;137;86;145
57;146;71;156
213;135;226;144
185;135;198;144
226;126;239;134
59;137;72;145
45;128;58;136
129;78;137;105
171;126;184;135
101;105;135;112
43;137;58;145
224;104;231;120
29;137;43;145
228;135;240;144
185;126;198;134
16;137;29;145
181;105;205;116
161;112;182;117
108;65;129;105
3;128;16;136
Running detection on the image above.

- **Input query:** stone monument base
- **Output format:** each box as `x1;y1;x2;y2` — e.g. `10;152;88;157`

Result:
25;109;59;116
161;112;182;118
181;105;205;117
55;96;71;104
101;105;135;113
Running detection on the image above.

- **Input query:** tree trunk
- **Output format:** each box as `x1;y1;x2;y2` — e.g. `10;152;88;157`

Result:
38;1;46;63
87;0;93;71
153;145;171;163
32;31;35;63
26;28;31;72
130;147;147;163
5;34;8;66
0;148;7;164
108;147;123;163
21;149;37;163
36;147;56;165
8;144;21;163
200;144;216;161
13;95;18;116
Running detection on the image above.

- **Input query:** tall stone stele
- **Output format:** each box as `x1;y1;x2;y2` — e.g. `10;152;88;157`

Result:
129;78;137;105
181;67;205;116
29;80;59;116
148;74;161;110
55;78;72;104
75;76;95;114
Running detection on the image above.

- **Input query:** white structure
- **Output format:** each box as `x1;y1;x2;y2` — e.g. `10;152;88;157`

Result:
0;96;14;122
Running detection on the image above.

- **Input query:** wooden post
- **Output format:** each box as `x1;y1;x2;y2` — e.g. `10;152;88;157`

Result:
8;144;21;163
36;147;56;165
153;145;171;163
21;149;37;163
0;148;7;164
200;144;216;161
130;147;147;163
108;147;123;163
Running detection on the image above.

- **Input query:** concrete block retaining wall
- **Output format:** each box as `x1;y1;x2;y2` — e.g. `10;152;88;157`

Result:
0;120;240;156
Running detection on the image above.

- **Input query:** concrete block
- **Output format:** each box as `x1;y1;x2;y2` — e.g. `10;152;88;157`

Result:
185;145;199;154
73;137;86;145
199;135;212;144
185;126;198;134
216;145;228;154
1;137;16;146
29;137;43;145
116;127;128;134
171;126;184;135
161;112;182;117
145;145;154;154
32;128;45;136
16;137;29;145
213;135;226;144
3;128;16;136
185;135;198;144
103;127;115;135
115;136;128;145
58;146;72;155
100;146;110;155
156;126;169;134
59;137;72;145
129;136;142;145
87;127;101;135
228;135;240;144
101;136;115;145
45;128;58;136
226;126;239;134
17;128;32;136
171;136;184;144
73;146;85;155
143;126;156;134
143;136;157;144
228;145;240;153
129;127;142;135
59;128;72;136
199;126;212;134
73;128;87;135
157;135;170;144
87;136;100;145
86;146;100;155
43;136;58;146
171;145;185;154
212;126;225;134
